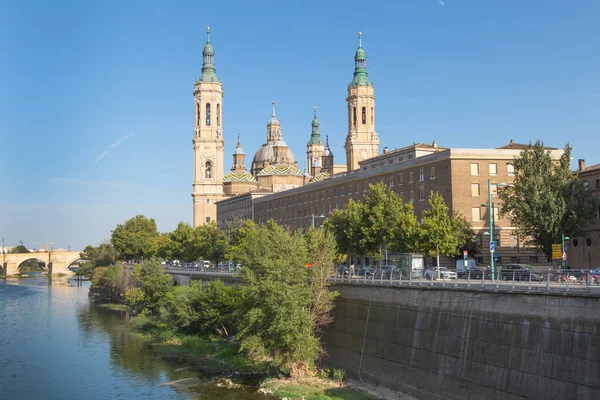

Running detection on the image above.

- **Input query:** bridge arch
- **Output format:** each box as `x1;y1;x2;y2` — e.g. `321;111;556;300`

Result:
17;257;48;275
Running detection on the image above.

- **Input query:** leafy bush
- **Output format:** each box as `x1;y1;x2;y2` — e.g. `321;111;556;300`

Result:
90;264;135;302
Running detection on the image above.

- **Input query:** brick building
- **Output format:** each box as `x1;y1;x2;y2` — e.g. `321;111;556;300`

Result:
569;160;600;268
252;142;564;267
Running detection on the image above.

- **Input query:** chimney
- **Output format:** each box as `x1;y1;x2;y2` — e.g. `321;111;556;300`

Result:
578;159;586;172
509;139;514;144
432;140;438;148
383;147;388;154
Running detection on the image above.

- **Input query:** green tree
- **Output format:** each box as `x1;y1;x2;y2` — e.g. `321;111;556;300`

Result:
452;212;480;257
231;221;318;375
195;222;230;266
126;259;173;316
166;222;200;262
325;182;419;264
499;141;599;258
111;215;159;262
91;264;135;303
419;192;459;278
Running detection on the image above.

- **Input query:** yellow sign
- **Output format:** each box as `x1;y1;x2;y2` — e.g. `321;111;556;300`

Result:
552;244;562;259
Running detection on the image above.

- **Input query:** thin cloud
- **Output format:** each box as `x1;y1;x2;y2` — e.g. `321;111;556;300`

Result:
89;131;135;169
110;132;135;148
90;151;109;169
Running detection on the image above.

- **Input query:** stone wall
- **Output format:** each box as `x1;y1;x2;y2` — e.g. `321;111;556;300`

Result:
321;284;600;400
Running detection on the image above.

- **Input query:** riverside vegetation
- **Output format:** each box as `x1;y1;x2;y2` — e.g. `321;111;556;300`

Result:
89;222;373;399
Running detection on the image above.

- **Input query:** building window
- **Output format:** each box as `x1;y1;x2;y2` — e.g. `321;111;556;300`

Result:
409;190;414;203
471;207;481;222
388;158;393;164
409;172;414;183
206;103;211;126
353;107;357;128
361;106;366;124
399;191;403;200
490;183;498;197
430;167;436;179
419;189;425;201
419;169;424;181
334;188;338;197
364;182;368;192
342;187;346;196
355;183;359;193
587;238;592;247
196;103;200;126
205;161;212;179
408;153;414;160
206;217;211;223
494;207;499;221
596;179;600;189
216;104;220;127
489;163;497;176
507;163;515;176
470;163;479;176
471;183;480;197
389;176;394;187
398;174;404;185
371;107;374;124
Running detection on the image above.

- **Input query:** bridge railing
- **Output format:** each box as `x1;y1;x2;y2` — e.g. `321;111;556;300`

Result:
162;265;236;277
329;268;600;294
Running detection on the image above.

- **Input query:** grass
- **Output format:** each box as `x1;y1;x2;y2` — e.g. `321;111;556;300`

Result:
262;378;375;400
128;316;267;375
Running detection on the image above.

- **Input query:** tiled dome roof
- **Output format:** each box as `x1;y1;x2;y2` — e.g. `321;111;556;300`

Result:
257;164;303;176
223;171;257;182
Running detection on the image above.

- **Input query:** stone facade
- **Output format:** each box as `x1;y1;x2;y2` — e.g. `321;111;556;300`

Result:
215;189;273;230
569;159;600;269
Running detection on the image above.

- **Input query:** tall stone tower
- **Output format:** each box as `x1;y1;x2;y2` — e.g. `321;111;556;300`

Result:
306;106;324;177
192;27;225;227
344;32;379;172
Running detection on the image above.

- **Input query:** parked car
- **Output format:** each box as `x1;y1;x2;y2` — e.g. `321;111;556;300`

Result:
589;267;600;277
357;266;375;278
500;264;544;281
424;267;457;280
381;265;402;279
457;267;485;279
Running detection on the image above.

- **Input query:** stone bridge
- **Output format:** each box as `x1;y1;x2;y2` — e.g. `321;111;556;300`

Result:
1;251;82;276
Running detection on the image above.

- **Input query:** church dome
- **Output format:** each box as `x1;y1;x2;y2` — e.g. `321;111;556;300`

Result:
251;142;296;166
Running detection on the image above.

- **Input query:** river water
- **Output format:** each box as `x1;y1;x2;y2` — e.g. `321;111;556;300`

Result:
0;277;270;400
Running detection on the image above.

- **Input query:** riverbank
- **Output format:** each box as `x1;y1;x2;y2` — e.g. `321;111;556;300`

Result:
126;314;377;400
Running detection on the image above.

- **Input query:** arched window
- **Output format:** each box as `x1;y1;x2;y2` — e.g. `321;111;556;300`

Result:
206;103;211;126
196;103;200;126
216;104;220;127
362;107;366;124
353;107;357;128
205;161;212;179
371;107;374;124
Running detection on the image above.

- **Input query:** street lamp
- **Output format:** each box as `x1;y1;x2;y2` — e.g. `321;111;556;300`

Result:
311;213;325;229
481;179;508;283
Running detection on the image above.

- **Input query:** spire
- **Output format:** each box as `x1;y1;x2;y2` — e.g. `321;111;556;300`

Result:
308;106;323;145
267;100;280;127
199;26;218;82
351;31;370;86
233;132;244;155
323;135;333;157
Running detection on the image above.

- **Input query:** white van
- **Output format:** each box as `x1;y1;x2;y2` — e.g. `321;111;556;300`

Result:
202;260;211;269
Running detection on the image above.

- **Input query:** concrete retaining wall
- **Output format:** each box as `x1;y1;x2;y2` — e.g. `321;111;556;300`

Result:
322;284;600;400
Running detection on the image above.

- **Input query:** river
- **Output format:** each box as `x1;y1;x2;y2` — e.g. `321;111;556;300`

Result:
0;277;271;400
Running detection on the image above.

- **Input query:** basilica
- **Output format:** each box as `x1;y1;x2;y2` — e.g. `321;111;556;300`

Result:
192;28;379;226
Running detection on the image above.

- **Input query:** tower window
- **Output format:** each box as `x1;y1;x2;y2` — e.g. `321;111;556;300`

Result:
353;107;357;128
196;103;200;126
205;161;212;179
206;103;211;126
371;107;374;124
216;104;220;127
362;107;366;124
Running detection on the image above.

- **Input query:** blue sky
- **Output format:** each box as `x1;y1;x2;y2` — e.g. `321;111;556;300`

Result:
1;0;599;250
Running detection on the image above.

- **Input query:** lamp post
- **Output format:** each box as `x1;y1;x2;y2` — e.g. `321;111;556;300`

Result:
481;180;507;283
561;234;570;273
311;213;325;229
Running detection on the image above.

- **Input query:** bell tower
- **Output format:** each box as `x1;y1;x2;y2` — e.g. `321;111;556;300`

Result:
306;106;324;177
344;32;379;172
192;27;225;227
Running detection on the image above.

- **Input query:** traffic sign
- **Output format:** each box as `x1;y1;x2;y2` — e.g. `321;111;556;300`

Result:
552;244;562;260
463;250;468;260
562;251;567;261
494;253;499;261
489;241;495;253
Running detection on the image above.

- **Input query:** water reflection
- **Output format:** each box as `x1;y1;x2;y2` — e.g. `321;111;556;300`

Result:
0;278;272;400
